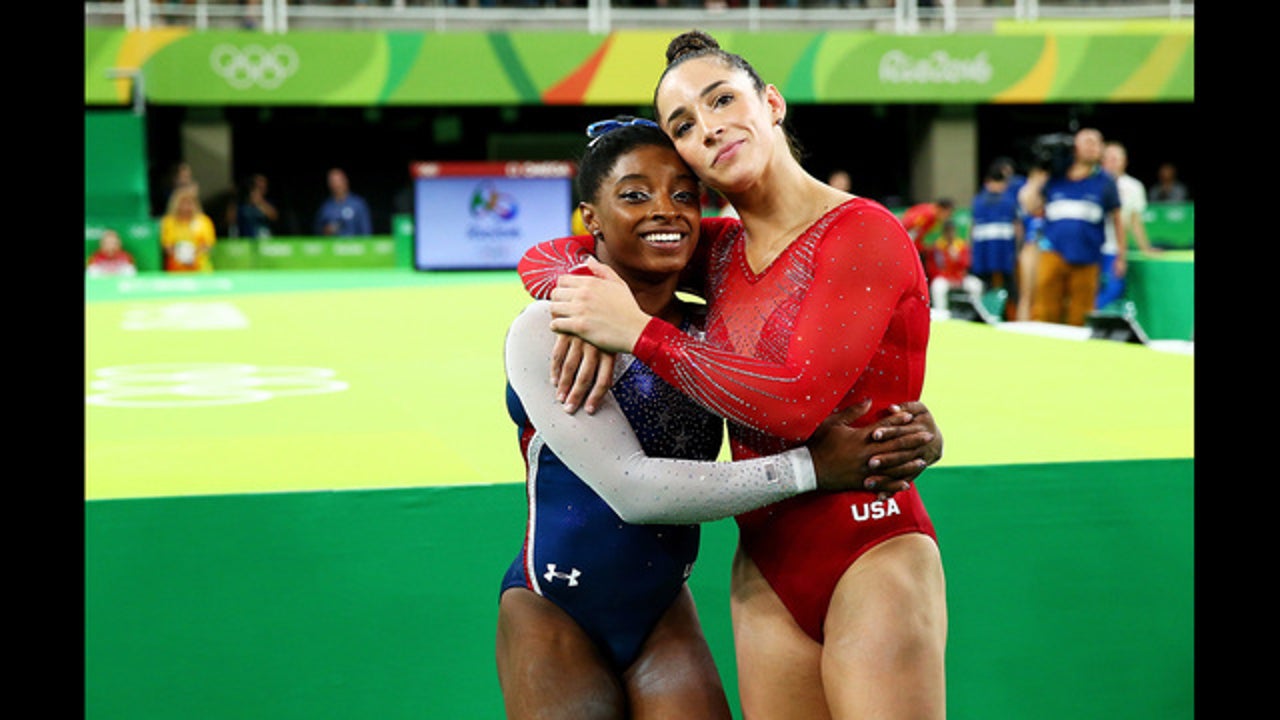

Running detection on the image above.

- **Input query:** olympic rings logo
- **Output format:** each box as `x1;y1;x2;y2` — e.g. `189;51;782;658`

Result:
210;43;300;90
86;363;348;408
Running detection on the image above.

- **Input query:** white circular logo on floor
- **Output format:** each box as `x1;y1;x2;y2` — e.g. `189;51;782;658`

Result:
85;363;348;408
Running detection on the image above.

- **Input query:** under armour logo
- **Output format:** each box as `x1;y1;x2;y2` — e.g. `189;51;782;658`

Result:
544;563;581;587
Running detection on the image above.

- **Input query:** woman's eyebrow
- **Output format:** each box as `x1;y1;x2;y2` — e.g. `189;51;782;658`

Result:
664;80;728;126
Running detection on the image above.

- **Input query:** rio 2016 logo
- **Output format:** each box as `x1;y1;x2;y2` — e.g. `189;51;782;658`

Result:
469;181;518;221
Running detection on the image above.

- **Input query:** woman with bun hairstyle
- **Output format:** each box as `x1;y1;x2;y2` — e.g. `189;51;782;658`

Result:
522;31;948;720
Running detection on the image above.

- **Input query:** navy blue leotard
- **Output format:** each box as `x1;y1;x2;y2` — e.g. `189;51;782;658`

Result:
500;322;724;671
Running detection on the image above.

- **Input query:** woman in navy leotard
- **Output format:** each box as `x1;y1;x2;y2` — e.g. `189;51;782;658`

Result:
497;118;944;720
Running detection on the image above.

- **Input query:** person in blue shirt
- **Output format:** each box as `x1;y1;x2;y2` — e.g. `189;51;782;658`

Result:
969;160;1024;318
237;173;280;240
988;156;1043;320
313;167;372;236
1017;128;1122;326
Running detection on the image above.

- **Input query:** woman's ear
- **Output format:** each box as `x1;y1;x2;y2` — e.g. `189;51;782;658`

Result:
579;203;602;240
765;84;787;126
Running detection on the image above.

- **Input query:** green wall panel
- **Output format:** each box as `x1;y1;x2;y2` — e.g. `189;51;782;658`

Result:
86;459;1192;720
85;111;151;222
85;26;1194;107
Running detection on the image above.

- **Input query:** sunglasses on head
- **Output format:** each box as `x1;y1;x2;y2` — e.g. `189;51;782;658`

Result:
586;117;660;141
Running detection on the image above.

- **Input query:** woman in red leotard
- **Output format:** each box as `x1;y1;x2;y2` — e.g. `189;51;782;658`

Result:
536;30;947;720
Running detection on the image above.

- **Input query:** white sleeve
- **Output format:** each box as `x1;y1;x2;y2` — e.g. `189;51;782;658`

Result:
1121;174;1147;217
504;301;817;525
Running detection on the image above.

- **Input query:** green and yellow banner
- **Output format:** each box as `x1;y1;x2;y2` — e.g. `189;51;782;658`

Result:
86;23;1192;107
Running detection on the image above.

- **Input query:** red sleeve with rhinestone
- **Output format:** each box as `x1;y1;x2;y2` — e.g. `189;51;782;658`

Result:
632;201;929;442
517;234;596;299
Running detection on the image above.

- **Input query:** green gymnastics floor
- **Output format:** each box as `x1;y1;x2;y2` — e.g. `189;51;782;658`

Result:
85;269;1193;720
85;269;1192;500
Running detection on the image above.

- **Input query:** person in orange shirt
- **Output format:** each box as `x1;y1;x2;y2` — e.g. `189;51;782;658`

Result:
901;198;954;281
160;184;217;272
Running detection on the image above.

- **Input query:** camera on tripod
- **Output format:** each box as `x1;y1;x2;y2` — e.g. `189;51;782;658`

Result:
1026;132;1075;176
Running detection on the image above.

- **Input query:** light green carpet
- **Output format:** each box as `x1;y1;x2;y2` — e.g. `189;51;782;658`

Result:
86;269;1193;500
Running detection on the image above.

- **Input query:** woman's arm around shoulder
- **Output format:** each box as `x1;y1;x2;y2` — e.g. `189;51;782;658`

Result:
505;301;818;524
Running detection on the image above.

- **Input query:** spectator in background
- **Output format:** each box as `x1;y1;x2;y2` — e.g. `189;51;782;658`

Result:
986;155;1050;321
241;0;261;29
160;184;217;272
990;155;1029;240
314;167;372;237
1016;210;1046;322
1017;127;1121;326
989;155;1026;204
901;197;954;281
157;160;197;216
238;173;281;240
928;220;982;312
206;181;241;240
826;168;852;193
1097;141;1161;310
86;228;138;278
969;160;1023;318
1148;161;1189;204
985;156;1043;321
569;204;588;235
169;161;195;196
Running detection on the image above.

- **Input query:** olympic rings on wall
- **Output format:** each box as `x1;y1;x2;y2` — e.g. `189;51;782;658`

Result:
210;44;300;90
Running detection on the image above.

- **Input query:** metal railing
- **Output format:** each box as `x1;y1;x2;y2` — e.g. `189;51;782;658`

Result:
85;0;1193;34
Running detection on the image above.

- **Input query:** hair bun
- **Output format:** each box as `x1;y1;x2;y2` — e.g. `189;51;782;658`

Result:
666;29;720;65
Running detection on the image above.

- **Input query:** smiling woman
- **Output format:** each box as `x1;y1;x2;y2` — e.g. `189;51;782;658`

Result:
497;118;737;720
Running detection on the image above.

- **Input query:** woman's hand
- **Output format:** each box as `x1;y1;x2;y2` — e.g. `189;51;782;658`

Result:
865;401;943;496
548;257;651;355
550;334;616;415
807;400;944;499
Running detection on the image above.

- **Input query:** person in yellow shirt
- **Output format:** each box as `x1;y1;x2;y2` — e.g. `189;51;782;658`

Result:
570;204;587;236
160;184;217;272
